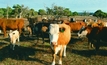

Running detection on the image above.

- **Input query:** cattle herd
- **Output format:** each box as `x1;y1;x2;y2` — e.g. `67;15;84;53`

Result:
0;17;107;65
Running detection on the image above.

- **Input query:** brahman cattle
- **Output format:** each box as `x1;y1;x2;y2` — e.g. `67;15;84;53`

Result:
49;23;71;65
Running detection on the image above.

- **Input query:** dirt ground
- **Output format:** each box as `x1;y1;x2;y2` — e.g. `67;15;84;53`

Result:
0;16;107;65
0;33;107;65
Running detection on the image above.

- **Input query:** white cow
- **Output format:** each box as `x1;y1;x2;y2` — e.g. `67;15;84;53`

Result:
8;30;20;50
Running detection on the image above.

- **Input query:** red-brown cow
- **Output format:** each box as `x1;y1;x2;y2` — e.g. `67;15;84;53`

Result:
0;18;24;37
63;20;87;33
78;26;107;52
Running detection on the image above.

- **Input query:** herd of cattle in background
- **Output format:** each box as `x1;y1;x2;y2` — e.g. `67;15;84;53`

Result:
0;16;107;65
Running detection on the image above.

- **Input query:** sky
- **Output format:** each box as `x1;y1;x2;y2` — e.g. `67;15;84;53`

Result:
0;0;107;13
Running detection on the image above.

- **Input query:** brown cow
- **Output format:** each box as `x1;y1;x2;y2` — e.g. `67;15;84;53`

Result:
63;19;87;33
0;18;24;37
49;23;71;65
78;26;107;52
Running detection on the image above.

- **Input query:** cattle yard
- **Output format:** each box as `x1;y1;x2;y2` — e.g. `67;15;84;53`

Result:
0;16;107;65
0;33;107;65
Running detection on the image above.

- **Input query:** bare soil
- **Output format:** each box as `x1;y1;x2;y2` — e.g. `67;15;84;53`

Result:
0;33;107;65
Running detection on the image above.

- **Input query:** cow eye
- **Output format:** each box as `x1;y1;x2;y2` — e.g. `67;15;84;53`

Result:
59;27;65;32
13;33;15;35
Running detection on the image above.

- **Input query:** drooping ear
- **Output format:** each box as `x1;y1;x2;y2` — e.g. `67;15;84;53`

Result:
9;30;13;33
50;24;54;26
59;27;65;33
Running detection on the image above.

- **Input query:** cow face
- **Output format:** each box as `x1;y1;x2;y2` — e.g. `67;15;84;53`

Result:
8;30;13;38
49;24;59;46
78;30;88;38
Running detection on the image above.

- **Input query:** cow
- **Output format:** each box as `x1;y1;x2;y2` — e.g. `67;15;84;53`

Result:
63;19;87;33
78;25;107;52
34;22;50;44
86;19;107;27
25;25;32;36
33;19;63;44
0;18;24;37
8;30;20;50
49;23;71;65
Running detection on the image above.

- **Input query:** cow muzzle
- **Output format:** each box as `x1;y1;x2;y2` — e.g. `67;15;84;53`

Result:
51;42;57;45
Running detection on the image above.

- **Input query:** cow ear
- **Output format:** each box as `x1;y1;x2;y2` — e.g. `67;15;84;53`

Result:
10;30;12;33
59;27;65;33
50;24;53;26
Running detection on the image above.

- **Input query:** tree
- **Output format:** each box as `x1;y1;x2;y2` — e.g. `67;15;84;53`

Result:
46;4;72;18
46;7;53;15
27;9;38;17
53;6;64;16
6;6;12;18
72;11;78;16
93;9;107;18
38;9;47;17
0;8;4;17
12;4;21;18
82;11;90;16
63;8;72;17
12;4;29;18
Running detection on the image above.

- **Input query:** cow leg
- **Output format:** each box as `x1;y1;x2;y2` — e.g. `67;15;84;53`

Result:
88;39;94;49
12;43;15;50
12;40;17;50
88;42;92;49
52;47;56;65
52;53;56;65
18;28;22;36
63;45;66;57
42;33;45;44
51;46;60;65
95;41;100;52
36;34;39;43
59;47;64;65
10;43;12;49
17;38;20;46
3;28;6;37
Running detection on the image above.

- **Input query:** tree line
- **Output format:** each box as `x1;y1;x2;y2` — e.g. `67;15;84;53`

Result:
0;4;107;19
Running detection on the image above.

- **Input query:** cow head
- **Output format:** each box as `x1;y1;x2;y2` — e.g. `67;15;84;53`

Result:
77;26;88;38
49;24;59;48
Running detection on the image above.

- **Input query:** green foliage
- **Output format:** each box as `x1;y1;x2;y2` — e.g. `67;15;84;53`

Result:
63;8;72;16
72;11;78;16
93;10;107;18
0;8;4;17
27;9;38;17
0;4;107;18
38;9;47;15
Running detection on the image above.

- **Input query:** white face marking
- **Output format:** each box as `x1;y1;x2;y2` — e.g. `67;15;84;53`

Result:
49;24;59;45
105;23;107;27
78;30;88;38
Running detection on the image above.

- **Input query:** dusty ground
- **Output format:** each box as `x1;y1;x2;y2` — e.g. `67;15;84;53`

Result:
0;33;107;65
0;16;107;65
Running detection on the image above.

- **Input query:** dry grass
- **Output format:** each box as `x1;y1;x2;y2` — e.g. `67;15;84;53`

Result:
0;34;107;65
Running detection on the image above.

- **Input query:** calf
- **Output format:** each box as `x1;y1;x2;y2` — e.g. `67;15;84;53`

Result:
8;30;20;50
